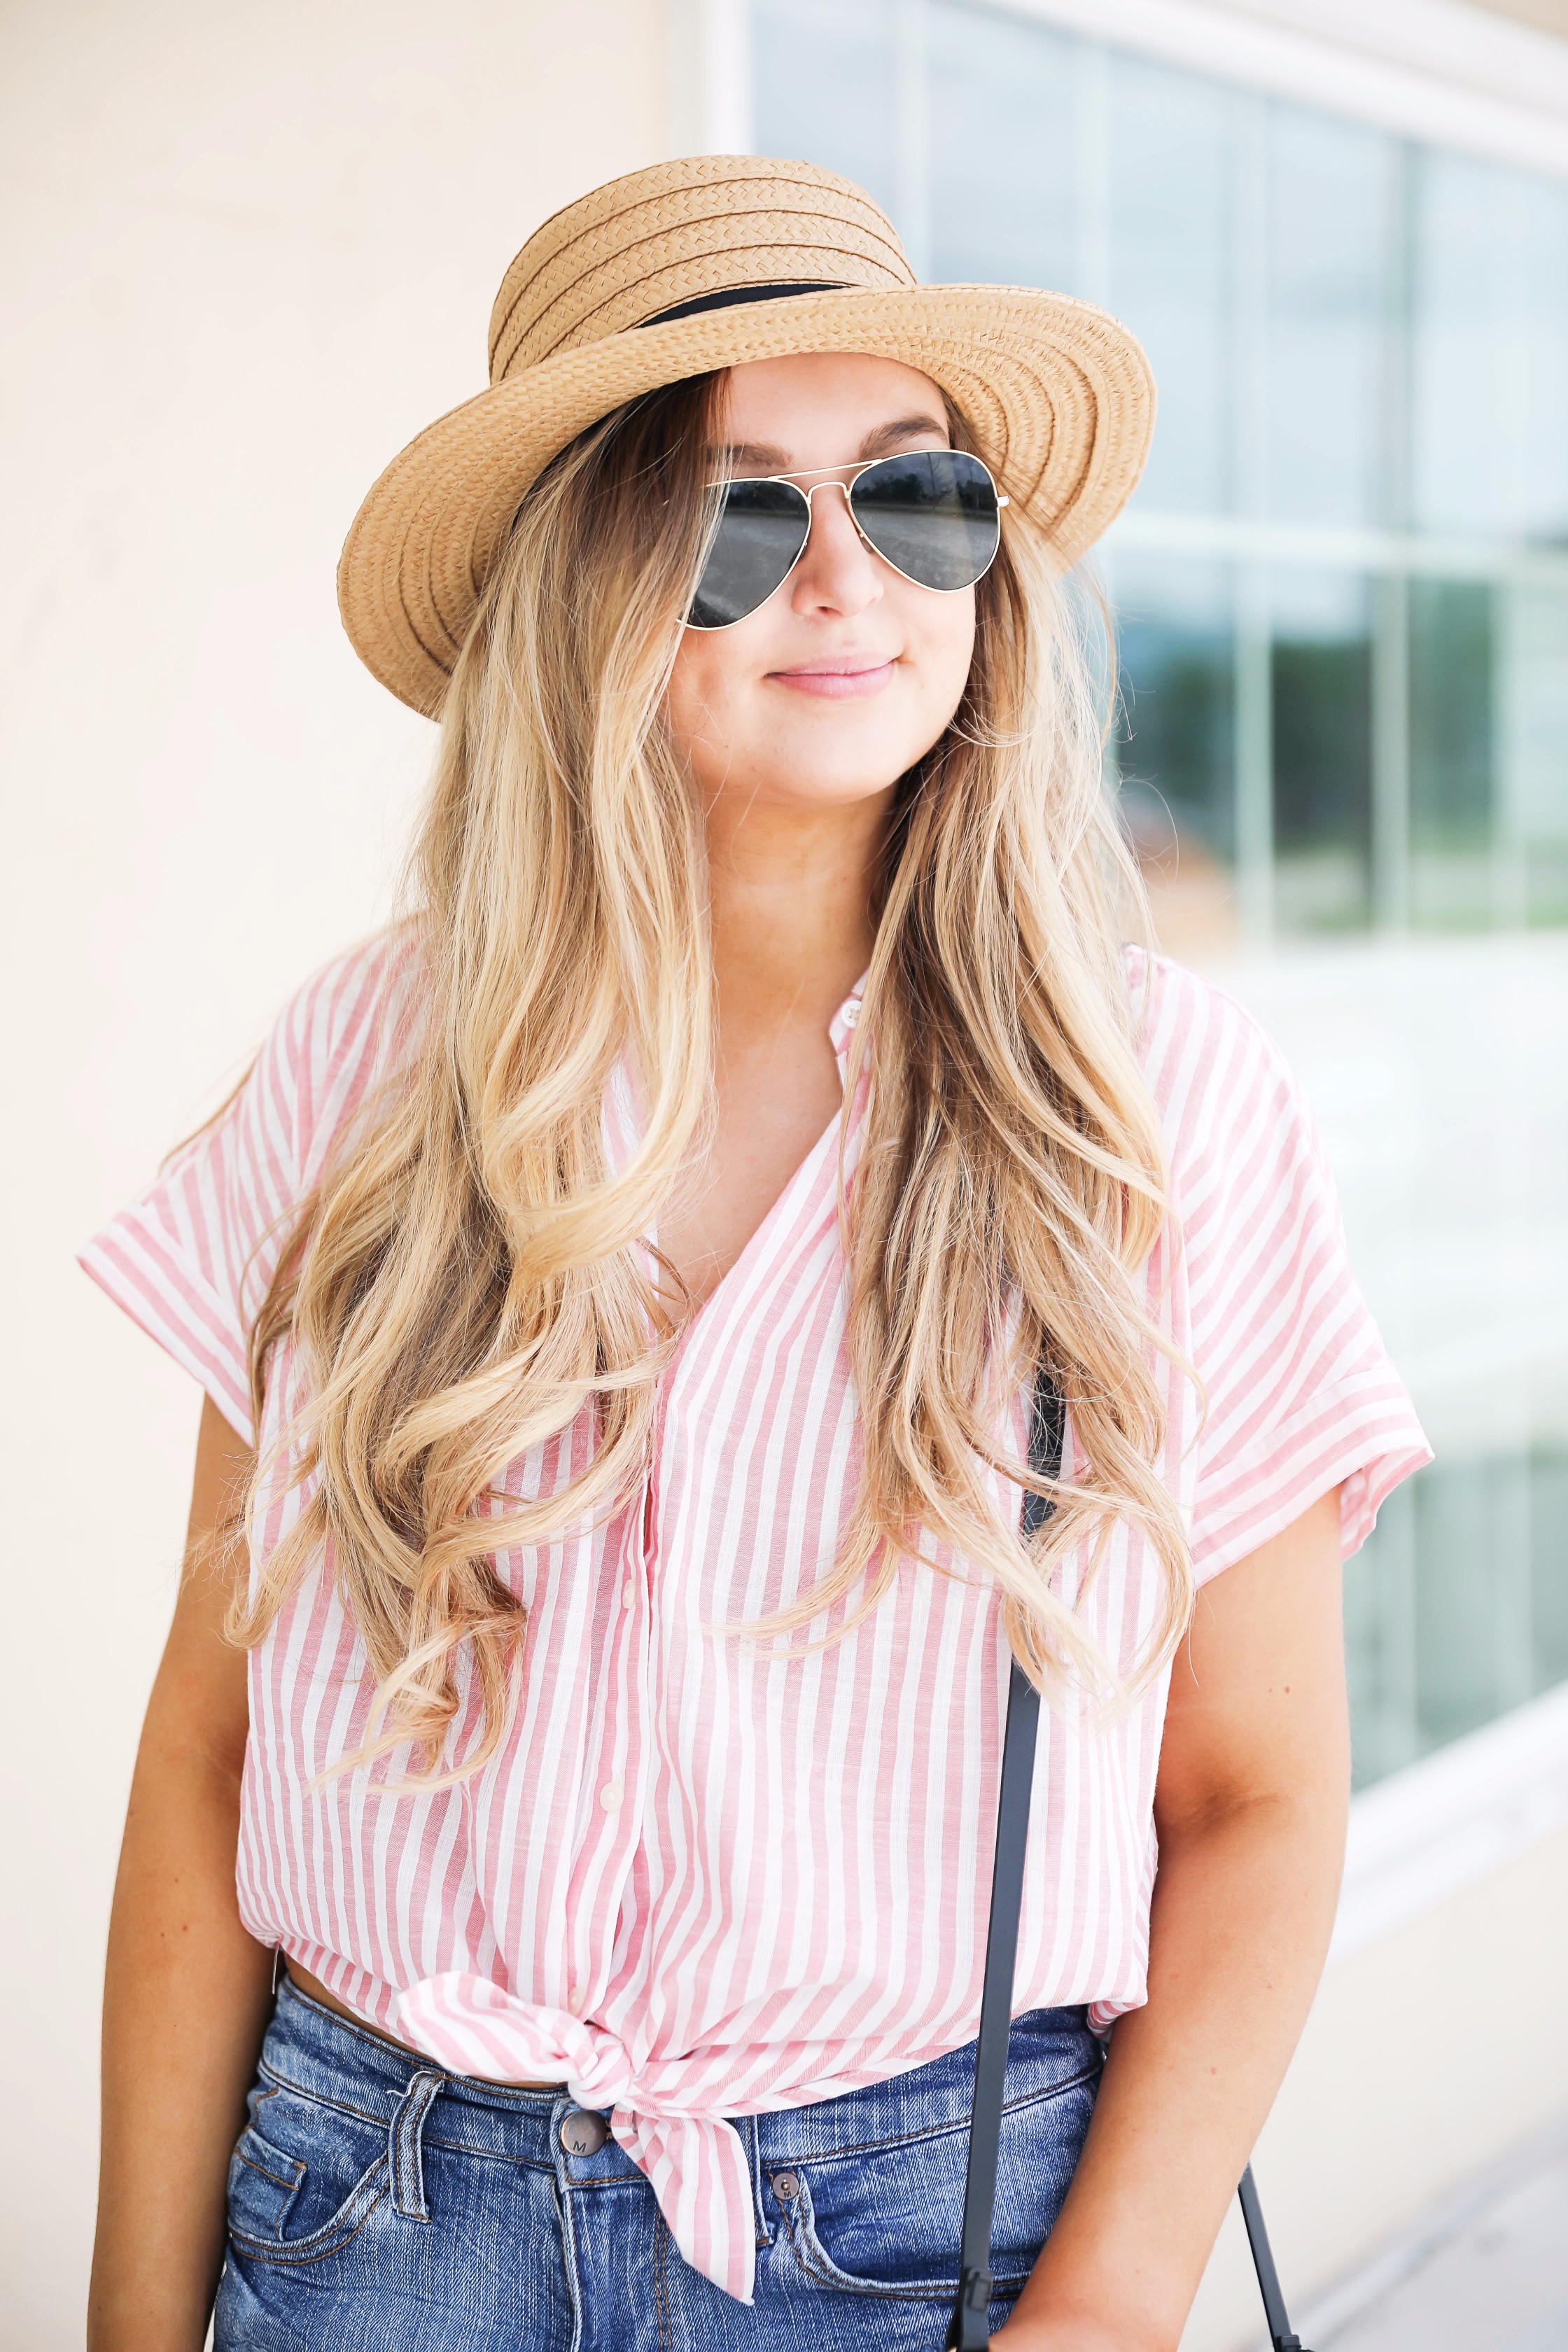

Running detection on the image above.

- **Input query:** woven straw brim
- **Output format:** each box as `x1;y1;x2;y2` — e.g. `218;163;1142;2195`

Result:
338;283;1155;719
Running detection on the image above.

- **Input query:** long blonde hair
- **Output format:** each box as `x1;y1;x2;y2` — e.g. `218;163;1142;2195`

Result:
241;370;1191;1775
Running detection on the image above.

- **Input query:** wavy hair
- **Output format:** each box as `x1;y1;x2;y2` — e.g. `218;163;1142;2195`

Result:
239;370;1193;1777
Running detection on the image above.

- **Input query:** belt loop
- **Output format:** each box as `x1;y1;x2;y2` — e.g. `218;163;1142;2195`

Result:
748;2115;769;2246
389;2068;445;2221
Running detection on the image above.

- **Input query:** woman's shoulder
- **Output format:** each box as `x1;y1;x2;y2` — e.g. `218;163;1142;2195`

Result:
1121;944;1316;1184
78;926;427;1446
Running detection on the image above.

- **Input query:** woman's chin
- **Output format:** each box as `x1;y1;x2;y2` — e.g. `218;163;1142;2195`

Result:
748;710;944;797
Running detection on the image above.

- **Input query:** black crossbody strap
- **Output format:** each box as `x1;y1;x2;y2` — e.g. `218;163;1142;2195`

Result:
947;1365;1062;2352
946;1366;1312;2351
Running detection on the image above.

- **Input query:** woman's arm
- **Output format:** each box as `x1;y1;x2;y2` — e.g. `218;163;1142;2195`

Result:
997;1485;1350;2352
88;1396;275;2352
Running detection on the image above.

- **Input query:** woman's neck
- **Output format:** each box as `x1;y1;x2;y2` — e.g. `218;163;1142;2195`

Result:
650;783;892;1317
703;783;892;1040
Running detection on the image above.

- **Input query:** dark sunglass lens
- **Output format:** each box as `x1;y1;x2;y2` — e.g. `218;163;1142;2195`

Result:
687;479;811;629
849;451;1000;592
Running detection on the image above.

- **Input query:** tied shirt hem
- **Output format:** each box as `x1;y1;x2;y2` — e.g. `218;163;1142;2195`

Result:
396;1972;760;2302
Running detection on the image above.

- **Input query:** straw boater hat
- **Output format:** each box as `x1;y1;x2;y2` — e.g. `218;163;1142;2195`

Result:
338;154;1155;719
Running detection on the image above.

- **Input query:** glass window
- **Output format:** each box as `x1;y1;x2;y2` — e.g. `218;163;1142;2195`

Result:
1408;152;1568;544
1516;179;1568;547
753;0;899;218
1534;1457;1568;1693
1348;1451;1568;1787
1344;1476;1418;1786
924;4;1078;289
1107;550;1238;958
1272;568;1373;932
1105;53;1238;516
1266;106;1391;528
1499;584;1568;927
1409;578;1494;930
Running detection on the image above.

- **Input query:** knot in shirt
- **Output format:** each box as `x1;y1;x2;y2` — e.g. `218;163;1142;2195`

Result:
396;1973;762;2302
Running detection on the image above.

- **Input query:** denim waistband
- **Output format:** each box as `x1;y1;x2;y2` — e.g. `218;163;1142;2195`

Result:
260;1975;1102;2175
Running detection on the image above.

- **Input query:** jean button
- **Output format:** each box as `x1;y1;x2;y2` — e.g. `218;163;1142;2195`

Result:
772;2169;799;2202
561;2110;610;2156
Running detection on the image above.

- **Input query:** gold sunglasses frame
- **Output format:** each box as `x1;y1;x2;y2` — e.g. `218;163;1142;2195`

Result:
688;451;1011;631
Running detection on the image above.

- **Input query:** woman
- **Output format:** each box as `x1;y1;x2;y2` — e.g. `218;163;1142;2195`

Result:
84;158;1427;2352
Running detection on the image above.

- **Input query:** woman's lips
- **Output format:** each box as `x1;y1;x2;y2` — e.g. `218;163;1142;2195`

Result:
768;659;896;700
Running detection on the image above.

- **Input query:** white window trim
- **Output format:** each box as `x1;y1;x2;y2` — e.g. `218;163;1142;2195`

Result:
709;0;1568;176
1331;1676;1568;1963
1108;509;1568;594
969;0;1568;176
668;0;756;151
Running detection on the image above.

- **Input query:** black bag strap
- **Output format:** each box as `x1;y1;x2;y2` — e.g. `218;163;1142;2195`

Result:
1239;2166;1308;2352
947;1364;1061;2351
947;1365;1310;2352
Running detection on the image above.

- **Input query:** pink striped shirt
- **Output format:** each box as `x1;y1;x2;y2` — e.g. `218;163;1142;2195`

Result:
81;934;1428;2302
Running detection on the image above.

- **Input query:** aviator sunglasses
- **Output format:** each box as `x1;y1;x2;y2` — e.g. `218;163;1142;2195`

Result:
687;448;1009;631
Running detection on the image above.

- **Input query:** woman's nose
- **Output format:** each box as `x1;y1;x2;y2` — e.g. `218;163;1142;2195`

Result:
788;482;883;619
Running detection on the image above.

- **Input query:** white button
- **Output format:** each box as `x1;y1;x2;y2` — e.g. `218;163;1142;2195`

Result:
600;1779;624;1812
841;1000;860;1029
622;1580;636;1609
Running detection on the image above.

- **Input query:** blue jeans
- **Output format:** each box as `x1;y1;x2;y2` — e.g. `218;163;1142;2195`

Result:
214;1975;1100;2351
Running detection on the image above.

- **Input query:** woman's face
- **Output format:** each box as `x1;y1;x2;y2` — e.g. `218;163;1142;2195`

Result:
664;354;979;816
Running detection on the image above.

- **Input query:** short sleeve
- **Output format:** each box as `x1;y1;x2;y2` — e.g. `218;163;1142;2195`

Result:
1155;963;1432;1583
78;932;414;1446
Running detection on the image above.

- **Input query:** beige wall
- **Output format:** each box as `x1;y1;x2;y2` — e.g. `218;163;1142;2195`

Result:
1473;0;1568;35
0;3;668;2339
